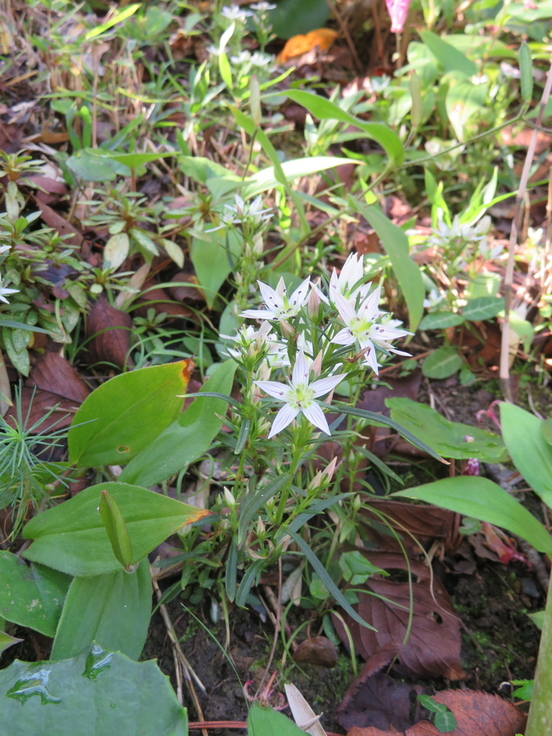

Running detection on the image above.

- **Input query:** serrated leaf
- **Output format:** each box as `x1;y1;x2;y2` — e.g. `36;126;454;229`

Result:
422;347;463;379
0;644;187;735
22;482;209;577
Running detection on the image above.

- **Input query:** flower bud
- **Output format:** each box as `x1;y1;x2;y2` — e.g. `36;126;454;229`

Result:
223;487;236;508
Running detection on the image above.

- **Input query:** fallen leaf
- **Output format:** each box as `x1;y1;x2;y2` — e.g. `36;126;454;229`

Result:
285;683;327;736
277;28;338;63
4;387;78;432
168;271;205;302
87;296;133;369
293;636;338;668
28;351;89;403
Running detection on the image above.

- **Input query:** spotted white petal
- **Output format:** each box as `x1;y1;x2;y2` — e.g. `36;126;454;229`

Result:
288;277;311;309
268;404;300;438
302;403;331;435
254;380;289;400
310;373;346;398
240;308;275;319
332;328;356;346
291;350;309;385
258;281;283;312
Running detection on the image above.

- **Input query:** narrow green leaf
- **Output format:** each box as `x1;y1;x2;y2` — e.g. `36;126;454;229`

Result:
189;230;241;309
351;198;424;330
238;474;290;544
51;559;151;661
225;538;238;603
99;490;133;570
84;3;141;40
235;559;264;608
218;51;233;91
519;42;533;103
0;645;188;735
394;476;552;554
410;70;422;129
286;529;377;630
501;403;552;509
420;30;477;76
23;482;209;577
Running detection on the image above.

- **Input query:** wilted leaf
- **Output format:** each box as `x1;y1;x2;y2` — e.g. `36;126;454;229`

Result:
28;351;89;403
87;296;132;369
285;684;327;736
277;28;338;63
103;232;130;270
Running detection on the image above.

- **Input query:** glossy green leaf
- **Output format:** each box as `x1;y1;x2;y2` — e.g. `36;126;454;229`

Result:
248;702;305;736
351;198;424;330
120;361;236;486
68;361;193;468
284;90;404;169
422;347;463;379
394;477;552;554
190;230;241;309
501;403;552;509
99;490;133;570
387;398;508;462
51;559;151;661
22;482;209;577
0;644;187;735
420;30;477;76
419;311;465;330
462;296;504;321
0;552;71;637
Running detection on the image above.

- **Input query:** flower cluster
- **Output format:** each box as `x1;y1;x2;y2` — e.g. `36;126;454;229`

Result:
0;244;17;304
227;253;410;439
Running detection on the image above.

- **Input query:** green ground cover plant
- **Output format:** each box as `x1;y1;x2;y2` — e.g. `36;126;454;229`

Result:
0;0;551;733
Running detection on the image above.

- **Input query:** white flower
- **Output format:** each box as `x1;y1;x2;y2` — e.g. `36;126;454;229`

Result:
255;350;346;438
0;245;11;255
231;50;252;65
250;2;276;11
241;277;311;321
222;322;289;367
249;52;274;67
0;281;18;304
429;214;490;249
423;288;445;310
329;252;371;302
207;195;272;232
221;5;253;22
332;289;410;374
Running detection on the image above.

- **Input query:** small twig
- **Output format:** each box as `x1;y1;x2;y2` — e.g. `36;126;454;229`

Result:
151;571;208;736
500;60;552;400
325;0;363;73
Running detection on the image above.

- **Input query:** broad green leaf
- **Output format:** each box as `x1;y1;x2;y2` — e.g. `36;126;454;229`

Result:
0;644;187;735
445;80;488;142
178;155;241;186
419;311;465;330
0;552;71;637
3;328;30;376
351;198;424;330
462;296;504;321
66;150;120;181
268;0;329;39
190;230;241;309
68;361;193;468
248;702;305;736
284;90;404;169
501;403;552;509
386;397;508;462
529;611;545;630
51;559;151;661
120;360;237;487
103;232;129;270
394;477;552;554
422;347;463;379
22;482;209;577
241;156;359;199
420;30;477;76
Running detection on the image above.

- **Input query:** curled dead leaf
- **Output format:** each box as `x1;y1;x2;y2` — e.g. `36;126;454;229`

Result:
293;636;338;668
87;296;132;369
277;28;338;63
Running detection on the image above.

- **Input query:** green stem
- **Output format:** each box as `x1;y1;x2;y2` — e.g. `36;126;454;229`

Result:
526;565;552;736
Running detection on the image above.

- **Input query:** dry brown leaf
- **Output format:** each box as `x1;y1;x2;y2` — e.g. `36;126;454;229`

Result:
277;28;338;63
28;351;89;403
293;636;338;668
87;296;132;369
348;728;401;736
